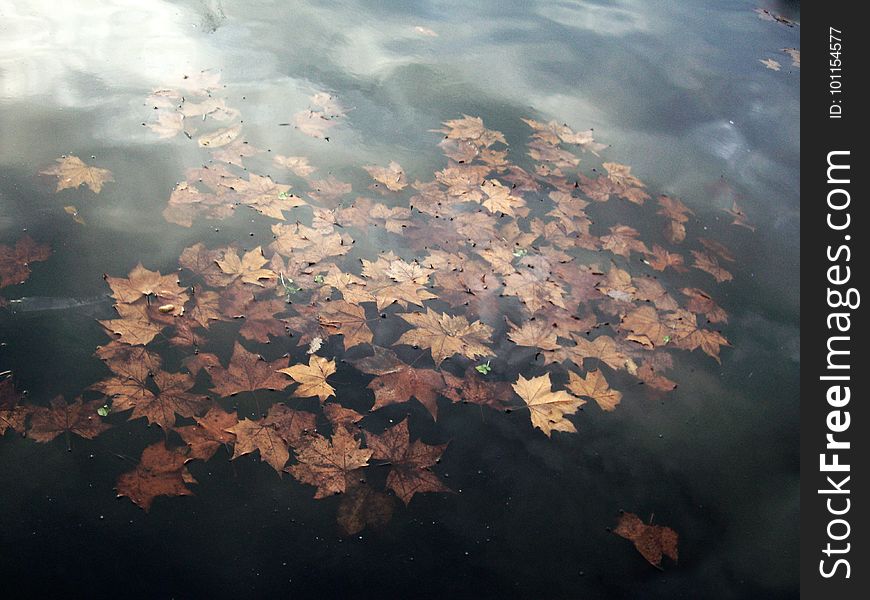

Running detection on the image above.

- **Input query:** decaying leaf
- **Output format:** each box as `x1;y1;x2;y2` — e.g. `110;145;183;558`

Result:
0;236;51;288
614;511;679;569
116;442;196;511
40;155;114;193
365;419;450;505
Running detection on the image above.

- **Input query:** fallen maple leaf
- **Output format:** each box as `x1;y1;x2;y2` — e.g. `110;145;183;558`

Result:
0;236;51;288
337;476;395;535
614;512;679;569
116;442;196;511
216;246;277;286
364;161;408;192
395;308;493;366
318;300;375;349
278;355;337;402
40;155;114;193
226;405;317;472
207;342;292;397
512;373;585;436
287;428;372;498
566;370;621;412
174;405;238;461
365;419;450;505
27;396;112;442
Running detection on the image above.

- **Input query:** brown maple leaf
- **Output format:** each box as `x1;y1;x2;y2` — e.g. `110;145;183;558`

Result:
273;155;317;177
287;428;372;498
395;308;493;367
502;267;567;314
318;300;375;349
98;301;166;346
691;251;733;283
365;419;450;505
216;246;277;286
0;235;52;288
441;367;514;410
681;288;728;324
105;263;189;315
116;442;196;511
614;512;679;569
41;155;114;193
26;396;111;442
227;404;317;472
337;476;396;535
238;298;290;343
512;373;585;437
645;245;687;272
206;342;291;397
174;405;238;461
566;370;621;412
277;355;337;402
364;161;408;192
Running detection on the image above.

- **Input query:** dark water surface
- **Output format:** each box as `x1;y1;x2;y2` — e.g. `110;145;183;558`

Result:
1;0;799;598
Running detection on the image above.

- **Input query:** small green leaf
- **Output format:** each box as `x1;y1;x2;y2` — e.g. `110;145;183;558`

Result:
97;405;110;417
512;248;528;258
475;360;492;375
278;191;290;200
662;335;671;344
313;274;325;284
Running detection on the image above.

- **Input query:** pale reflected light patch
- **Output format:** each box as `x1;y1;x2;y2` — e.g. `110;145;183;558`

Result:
0;0;218;105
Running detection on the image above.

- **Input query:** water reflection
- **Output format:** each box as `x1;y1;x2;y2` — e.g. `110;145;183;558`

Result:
0;1;798;597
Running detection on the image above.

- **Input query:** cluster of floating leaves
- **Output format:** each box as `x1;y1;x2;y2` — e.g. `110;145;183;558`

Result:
1;66;760;564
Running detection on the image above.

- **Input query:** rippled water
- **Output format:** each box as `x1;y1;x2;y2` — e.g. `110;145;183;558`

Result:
1;0;799;597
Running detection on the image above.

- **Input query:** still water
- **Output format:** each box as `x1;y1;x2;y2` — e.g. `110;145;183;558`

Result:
1;0;799;598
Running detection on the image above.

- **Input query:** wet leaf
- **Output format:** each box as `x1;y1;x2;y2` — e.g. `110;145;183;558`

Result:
40;155;114;193
566;370;621;412
395;308;493;366
278;355;337;402
365;419;450;505
116;443;196;511
614;512;679;569
0;236;52;288
287;428;372;498
207;342;292;397
512;373;585;436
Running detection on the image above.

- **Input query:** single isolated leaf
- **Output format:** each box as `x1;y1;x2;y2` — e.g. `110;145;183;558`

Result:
614;512;679;569
512;373;585;437
278;355;337;402
116;442;196;511
337;476;395;535
41;155;114;193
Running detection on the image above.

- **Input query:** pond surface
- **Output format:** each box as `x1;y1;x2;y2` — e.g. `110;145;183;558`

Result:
0;0;799;598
